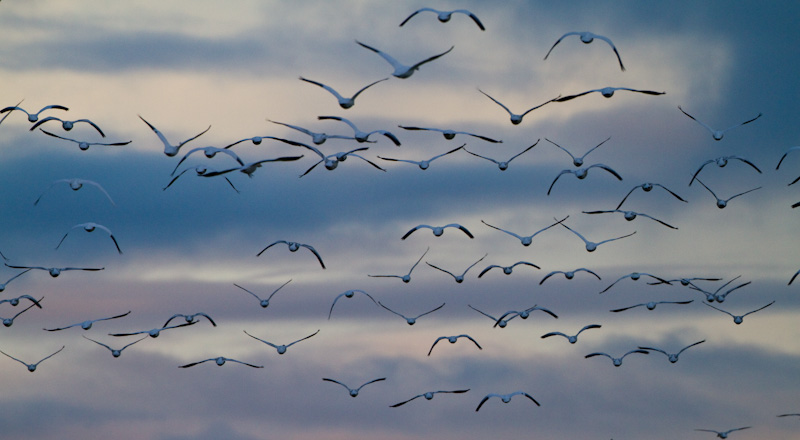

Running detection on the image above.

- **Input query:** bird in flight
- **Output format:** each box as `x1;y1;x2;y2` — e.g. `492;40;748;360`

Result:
559;222;635;252
693;177;761;209
609;300;694;313
44;311;131;331
399;8;485;30
257;240;325;269
390;389;470;407
34;178;115;206
243;329;319;355
82;335;147;358
481;216;568;247
39;129;130;151
2;299;43;327
478;89;559;125
179;357;263;369
638;340;705;363
545;137;611;167
0;102;68;122
356;40;454;79
322;377;386;397
402;223;474;240
31;116;106;137
478;261;541;278
368;247;428;283
678;105;762;141
397;125;501;143
539;267;601;285
544;31;625;71
541;324;602;344
582;209;678;229
328;289;378;320
694;427;751;438
689;155;762;186
317;115;400;146
378;144;464;170
426;254;486;283
428;334;482;356
703;301;775;325
162;312;217;328
299;76;388;109
585;349;649;367
555;87;664;102
138;115;210;157
615;182;686;209
475;391;540;411
377;301;445;325
233;279;292;309
0;345;64;372
55;222;123;254
464;141;538;171
547;163;623;195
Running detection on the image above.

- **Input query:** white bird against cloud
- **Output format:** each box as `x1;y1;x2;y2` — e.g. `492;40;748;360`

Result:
0;102;68;122
82;335;147;358
464;141;538;171
615;182;687;209
163;312;217;327
377;301;445;325
233;280;292;309
547;163;623;195
368;247;428;283
257;240;325;269
694;427;751;438
638;340;705;363
475;391;540;412
399;8;485;30
0;269;32;293
299;76;388;109
34;178;115;206
585;349;649;367
559;222;636;252
545;137;611;167
703;301;775;325
478;89;559;125
138;115;210;157
1;299;43;327
317;115;400;146
43;311;131;331
689;155;762;186
555;87;665;102
427;334;482;356
480;216;568;247
322;377;386;397
356;40;454;79
678;105;762;141
544;31;625;70
0;345;64;372
401;223;474;240
39;129;130;150
541;324;602;344
582;209;678;229
30;116;106;137
0;294;41;308
109;321;196;338
693;177;761;209
610;300;694;313
599;272;672;293
378;144;464;170
390;389;470;407
4;263;104;278
55;222;123;254
179;357;263;369
426;253;486;283
539;267;601;285
243;329;319;355
478;261;541;278
397;125;501;143
328;289;378;320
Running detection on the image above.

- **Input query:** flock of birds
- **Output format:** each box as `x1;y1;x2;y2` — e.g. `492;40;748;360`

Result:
1;5;798;439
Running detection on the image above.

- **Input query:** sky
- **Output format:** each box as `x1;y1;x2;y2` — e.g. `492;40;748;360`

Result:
1;1;799;439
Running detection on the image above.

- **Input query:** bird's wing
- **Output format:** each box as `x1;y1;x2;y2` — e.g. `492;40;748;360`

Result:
178;359;212;368
454;10;485;30
478;89;513;116
578;324;602;334
475;394;494;411
299;77;345;101
610;304;641;313
138;115;172;148
731;156;762;173
352;78;389;99
416;303;446;319
481;220;521;240
507;141;539;162
597;231;636;245
398;8;431;27
547;169;574;195
540;331;567;339
689;159;715;185
36;345;66;365
462;334;482;349
287;329;320;347
520;96;559;118
594;34;625;71
390;394;422;407
427;337;446;356
243;330;278;349
256;240;286;257
428;144;465;162
82;335;112;350
401;225;426;240
538;271;560;285
588;163;623;180
723;113;762;133
300;244;326;269
678;106;716;135
478;265;500;278
677;340;706;355
727;186;762;201
543;32;581;60
425;262;456;279
409;46;454;71
81;180;116;205
637;212;678;229
356;41;404;71
356;377;387;391
742;301;775;317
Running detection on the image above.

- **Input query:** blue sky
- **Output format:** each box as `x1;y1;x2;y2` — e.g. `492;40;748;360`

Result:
1;1;799;439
